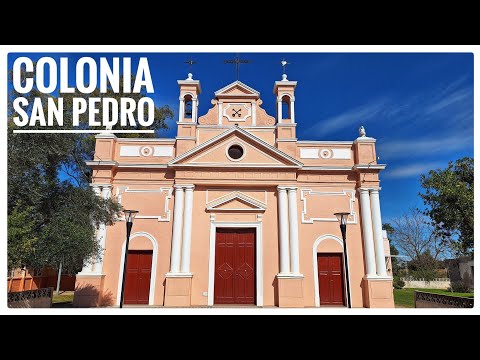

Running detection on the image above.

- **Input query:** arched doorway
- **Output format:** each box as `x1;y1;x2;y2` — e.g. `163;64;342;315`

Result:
312;235;348;307
116;232;158;306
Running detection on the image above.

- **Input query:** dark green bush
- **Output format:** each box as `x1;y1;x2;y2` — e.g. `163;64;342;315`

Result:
448;281;471;293
393;277;405;289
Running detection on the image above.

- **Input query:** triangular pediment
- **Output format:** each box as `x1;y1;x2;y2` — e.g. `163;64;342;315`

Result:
214;81;260;98
168;126;302;168
206;192;266;212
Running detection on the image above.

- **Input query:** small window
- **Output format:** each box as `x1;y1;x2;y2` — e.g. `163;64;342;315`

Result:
227;144;244;160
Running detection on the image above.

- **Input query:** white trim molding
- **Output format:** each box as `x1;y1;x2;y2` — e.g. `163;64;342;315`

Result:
207;222;263;307
300;189;357;224
116;231;159;306
206;191;266;212
116;187;173;222
206;189;267;205
215;80;260;97
223;103;252;122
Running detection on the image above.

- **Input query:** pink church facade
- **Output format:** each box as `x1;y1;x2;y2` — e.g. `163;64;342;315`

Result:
74;73;394;308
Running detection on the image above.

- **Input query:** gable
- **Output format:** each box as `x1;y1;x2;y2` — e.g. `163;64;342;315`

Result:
169;127;302;168
214;81;259;98
206;191;266;211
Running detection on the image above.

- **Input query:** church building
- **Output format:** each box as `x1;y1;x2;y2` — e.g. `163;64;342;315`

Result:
74;70;394;308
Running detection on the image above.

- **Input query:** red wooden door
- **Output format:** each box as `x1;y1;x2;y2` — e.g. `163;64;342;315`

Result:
214;229;255;305
318;253;345;306
124;250;153;305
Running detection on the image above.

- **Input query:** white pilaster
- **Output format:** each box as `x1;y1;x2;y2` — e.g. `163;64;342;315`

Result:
370;189;388;277
218;101;223;125
252;101;257;126
359;188;377;277
192;99;197;123
180;185;195;273
287;187;301;275
93;185;111;274
277;187;290;274
290;99;295;123
277;99;282;124
178;99;185;122
169;185;185;273
80;185;103;274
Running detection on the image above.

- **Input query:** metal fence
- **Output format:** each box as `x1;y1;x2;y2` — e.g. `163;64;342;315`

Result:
415;291;474;308
7;287;53;308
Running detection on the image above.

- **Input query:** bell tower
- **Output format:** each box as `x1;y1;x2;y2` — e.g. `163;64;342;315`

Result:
273;72;297;157
176;73;201;155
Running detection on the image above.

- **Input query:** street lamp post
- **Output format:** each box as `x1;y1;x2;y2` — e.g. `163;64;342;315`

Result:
119;209;139;308
334;212;352;308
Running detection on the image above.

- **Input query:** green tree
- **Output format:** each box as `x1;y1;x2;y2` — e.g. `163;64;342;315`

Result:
7;63;173;273
420;157;474;255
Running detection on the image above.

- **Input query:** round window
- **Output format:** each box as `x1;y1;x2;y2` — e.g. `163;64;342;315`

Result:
227;144;244;160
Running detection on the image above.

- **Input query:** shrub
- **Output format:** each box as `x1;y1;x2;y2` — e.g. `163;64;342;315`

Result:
393;277;405;289
448;281;471;293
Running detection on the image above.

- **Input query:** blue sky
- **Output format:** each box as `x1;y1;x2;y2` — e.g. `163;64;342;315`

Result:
8;53;474;222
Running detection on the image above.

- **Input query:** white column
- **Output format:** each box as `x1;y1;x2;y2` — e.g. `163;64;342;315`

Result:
277;187;290;274
370;189;388;277
252;101;257;126
277;99;282;123
80;185;102;274
93;185;111;274
359;188;377;277
170;186;184;273
180;185;195;273
290;99;295;123
178;99;184;122
287;187;300;275
218;101;223;125
192;99;197;123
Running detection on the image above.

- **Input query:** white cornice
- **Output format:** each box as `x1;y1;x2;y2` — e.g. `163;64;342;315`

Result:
117;163;169;169
353;164;387;170
175;136;196;140
273;80;297;93
297;140;353;145
276;138;298;142
86;160;118;167
117;138;175;143
301;166;352;171
353;136;376;144
177;79;202;93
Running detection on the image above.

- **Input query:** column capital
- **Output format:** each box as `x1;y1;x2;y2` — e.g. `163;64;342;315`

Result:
174;184;195;190
277;186;289;191
90;183;112;189
357;187;371;194
286;186;298;191
369;188;382;194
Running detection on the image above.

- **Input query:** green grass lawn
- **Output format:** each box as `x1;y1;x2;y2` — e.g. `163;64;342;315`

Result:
394;288;474;308
52;292;74;305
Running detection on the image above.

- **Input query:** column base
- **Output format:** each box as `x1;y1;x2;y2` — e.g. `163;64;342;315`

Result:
73;274;107;308
276;274;304;308
362;276;394;308
164;273;193;307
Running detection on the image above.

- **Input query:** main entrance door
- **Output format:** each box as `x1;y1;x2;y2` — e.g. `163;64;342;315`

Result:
214;229;256;305
317;253;345;306
124;250;153;305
